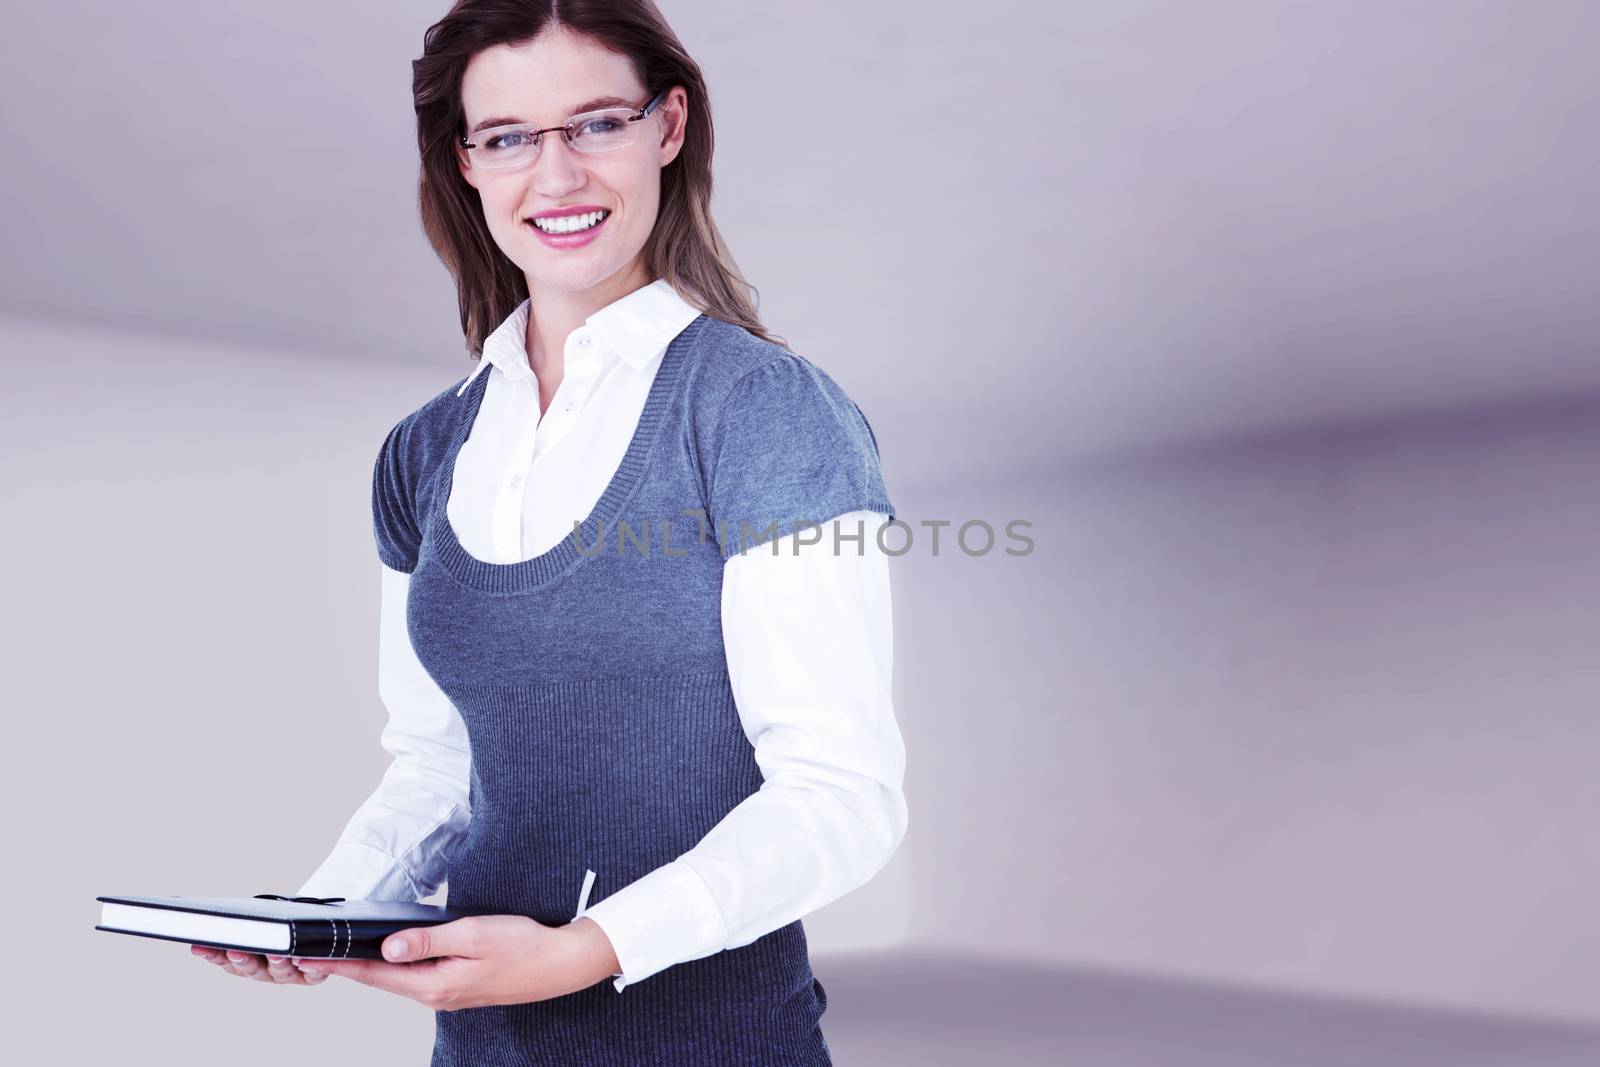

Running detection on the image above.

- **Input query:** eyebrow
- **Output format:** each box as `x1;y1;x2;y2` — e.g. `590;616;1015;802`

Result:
469;96;636;135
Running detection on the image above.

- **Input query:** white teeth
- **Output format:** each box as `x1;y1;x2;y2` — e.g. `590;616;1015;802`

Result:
532;210;609;234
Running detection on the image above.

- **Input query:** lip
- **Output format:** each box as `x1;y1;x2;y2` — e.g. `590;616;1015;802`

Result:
526;209;610;249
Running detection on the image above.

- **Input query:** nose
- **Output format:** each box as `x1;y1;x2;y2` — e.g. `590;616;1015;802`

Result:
531;130;585;180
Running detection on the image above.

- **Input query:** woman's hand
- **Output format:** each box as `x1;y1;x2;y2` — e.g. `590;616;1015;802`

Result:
190;944;328;985
296;914;620;1009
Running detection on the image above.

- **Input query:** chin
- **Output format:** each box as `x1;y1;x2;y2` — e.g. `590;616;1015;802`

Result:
531;261;626;292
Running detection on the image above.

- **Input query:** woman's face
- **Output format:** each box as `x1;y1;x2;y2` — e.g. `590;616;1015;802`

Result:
456;28;686;298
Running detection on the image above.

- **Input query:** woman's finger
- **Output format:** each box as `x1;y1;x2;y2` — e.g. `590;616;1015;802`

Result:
190;943;320;985
225;950;268;978
294;959;328;984
266;955;311;984
197;947;236;969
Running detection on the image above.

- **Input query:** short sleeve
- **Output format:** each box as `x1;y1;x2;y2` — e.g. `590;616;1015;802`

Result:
372;419;422;573
707;356;895;559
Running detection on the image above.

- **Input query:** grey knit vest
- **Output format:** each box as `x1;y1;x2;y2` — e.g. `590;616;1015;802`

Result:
372;312;895;1065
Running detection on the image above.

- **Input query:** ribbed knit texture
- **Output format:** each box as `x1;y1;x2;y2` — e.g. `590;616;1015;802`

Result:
372;312;894;1066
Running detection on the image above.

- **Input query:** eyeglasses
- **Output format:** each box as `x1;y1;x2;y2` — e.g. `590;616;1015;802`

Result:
459;88;668;171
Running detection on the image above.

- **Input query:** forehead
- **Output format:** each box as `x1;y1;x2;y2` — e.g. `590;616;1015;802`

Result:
460;31;644;128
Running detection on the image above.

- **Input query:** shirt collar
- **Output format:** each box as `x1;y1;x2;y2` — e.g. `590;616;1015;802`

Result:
456;278;703;398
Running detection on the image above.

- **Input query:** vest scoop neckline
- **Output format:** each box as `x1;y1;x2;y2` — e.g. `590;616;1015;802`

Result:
426;311;709;595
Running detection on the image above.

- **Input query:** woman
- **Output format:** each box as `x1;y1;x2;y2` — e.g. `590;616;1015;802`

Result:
190;2;906;1063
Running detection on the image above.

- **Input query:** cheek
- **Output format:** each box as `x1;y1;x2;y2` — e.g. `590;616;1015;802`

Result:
494;197;525;227
477;176;528;219
597;160;659;211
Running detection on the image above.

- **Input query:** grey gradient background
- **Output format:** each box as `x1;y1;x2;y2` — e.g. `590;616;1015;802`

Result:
7;1;1600;1063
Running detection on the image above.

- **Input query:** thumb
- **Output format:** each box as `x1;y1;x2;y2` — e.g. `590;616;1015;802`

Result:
383;918;474;962
382;926;434;962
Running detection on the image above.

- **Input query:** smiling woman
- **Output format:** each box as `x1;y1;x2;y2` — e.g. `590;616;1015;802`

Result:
411;2;789;356
186;2;907;1067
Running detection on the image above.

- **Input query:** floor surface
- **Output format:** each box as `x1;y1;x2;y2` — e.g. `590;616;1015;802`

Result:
813;950;1600;1066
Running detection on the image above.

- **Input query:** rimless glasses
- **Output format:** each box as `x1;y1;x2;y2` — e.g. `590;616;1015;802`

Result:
460;88;669;171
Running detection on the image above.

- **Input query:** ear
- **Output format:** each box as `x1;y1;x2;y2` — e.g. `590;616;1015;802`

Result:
456;139;479;190
656;86;689;168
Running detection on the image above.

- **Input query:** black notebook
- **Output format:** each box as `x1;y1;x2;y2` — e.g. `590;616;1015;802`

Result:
96;894;500;960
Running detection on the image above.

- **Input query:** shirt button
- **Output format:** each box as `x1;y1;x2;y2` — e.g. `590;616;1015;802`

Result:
577;335;591;348
507;474;522;488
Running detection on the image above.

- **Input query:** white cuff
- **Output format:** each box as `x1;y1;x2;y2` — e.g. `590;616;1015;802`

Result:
577;860;729;992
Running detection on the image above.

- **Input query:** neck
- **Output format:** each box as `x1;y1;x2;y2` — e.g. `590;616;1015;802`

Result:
524;262;653;382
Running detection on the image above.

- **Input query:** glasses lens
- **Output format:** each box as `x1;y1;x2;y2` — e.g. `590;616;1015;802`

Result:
473;127;538;170
569;108;640;154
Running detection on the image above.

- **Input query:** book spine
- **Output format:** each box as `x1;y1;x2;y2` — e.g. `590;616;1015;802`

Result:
287;918;385;960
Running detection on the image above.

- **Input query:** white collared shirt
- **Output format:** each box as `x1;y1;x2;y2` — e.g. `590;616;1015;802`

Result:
298;278;907;992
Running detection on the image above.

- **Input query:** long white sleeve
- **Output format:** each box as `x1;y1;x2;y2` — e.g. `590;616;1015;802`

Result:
297;563;473;901
580;508;907;991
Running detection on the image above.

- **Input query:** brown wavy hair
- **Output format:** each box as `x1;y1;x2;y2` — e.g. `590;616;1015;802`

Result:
411;0;787;358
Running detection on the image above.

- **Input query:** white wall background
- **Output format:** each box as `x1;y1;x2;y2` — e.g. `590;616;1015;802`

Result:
890;396;1600;1025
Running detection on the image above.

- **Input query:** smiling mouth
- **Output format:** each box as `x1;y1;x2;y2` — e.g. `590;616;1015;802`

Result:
526;209;612;235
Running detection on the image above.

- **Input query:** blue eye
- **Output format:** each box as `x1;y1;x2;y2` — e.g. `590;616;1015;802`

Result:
485;130;532;151
575;117;624;136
